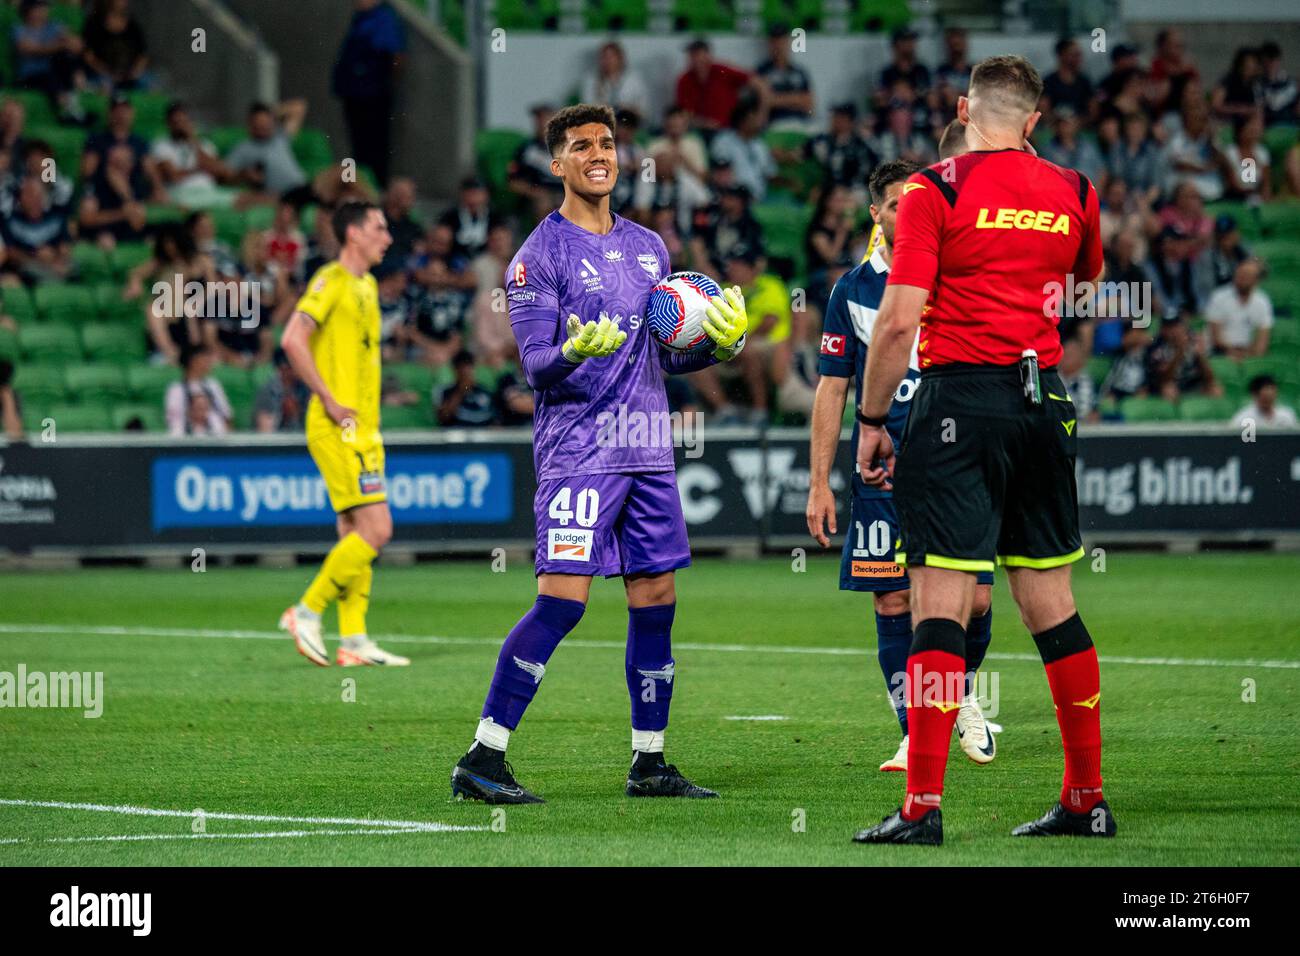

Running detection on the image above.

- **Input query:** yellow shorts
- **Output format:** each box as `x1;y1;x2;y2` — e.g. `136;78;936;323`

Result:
306;425;387;514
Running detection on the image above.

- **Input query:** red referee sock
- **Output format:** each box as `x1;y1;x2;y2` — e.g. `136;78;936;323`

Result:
902;619;967;820
1033;613;1104;813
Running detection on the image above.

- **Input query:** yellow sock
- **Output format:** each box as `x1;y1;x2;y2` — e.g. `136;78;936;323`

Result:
337;562;372;638
301;532;377;614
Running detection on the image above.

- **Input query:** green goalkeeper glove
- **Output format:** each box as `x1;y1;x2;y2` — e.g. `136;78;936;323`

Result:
561;314;627;363
703;285;748;361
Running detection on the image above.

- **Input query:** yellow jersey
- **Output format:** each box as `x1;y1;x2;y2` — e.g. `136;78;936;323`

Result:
295;261;382;441
861;223;885;263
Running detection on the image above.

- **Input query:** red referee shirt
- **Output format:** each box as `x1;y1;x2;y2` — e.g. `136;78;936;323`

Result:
887;149;1104;368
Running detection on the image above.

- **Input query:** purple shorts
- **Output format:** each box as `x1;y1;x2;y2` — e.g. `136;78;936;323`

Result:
534;471;692;578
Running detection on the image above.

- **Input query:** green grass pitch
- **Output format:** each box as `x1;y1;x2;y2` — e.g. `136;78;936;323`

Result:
0;552;1297;866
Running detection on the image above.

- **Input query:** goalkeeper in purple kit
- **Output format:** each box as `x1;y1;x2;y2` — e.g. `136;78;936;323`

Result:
451;104;748;804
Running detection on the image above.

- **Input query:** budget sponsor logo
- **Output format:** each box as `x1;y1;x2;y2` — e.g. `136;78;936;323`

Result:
548;527;592;561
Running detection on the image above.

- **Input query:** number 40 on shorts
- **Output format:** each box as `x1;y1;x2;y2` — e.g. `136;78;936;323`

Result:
548;487;601;528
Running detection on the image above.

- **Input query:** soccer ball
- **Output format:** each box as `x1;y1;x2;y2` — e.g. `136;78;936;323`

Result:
646;271;722;353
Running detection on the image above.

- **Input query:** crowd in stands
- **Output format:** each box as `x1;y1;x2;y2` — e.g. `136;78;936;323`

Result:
1;4;1298;439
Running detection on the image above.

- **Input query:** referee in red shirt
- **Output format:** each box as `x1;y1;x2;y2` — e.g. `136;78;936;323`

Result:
852;55;1116;845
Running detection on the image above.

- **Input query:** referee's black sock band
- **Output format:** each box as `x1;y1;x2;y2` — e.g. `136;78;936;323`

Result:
910;618;967;658
1031;612;1093;665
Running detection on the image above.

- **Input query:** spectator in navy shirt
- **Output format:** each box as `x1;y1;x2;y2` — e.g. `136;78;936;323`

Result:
756;24;813;127
1043;37;1095;118
331;0;405;186
1;177;72;280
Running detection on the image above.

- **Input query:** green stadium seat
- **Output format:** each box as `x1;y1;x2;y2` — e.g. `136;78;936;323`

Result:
1240;355;1290;384
1209;356;1244;393
1259;197;1300;238
244;204;275;233
111;402;166;432
207;125;246;156
49;2;85;33
20;403;52;433
19;323;81;362
387;362;435;396
34;284;97;324
672;0;734;30
1086;355;1114;385
382;403;435;429
2;286;37;321
752;202;813;277
145;204;186;227
111;242;153;273
1119;396;1179;422
94;284;147;324
46;402;114;433
1270;322;1300;350
82;323;146;363
211;365;253;404
71;242;112;282
127;364;180;403
475;364;506;390
292;129;335;171
3;90;57;127
0;325;17;361
124;92;170;134
12;364;66;405
475;128;530;195
493;0;557;30
26;125;86;179
1177;395;1236;422
588;0;649;31
64;363;130;402
250;362;276;392
210;207;250;246
849;0;911;30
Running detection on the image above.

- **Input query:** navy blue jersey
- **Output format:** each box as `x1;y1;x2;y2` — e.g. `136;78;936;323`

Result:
818;246;920;499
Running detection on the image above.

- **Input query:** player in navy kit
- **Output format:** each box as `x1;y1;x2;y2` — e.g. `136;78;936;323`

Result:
806;154;999;775
451;105;750;804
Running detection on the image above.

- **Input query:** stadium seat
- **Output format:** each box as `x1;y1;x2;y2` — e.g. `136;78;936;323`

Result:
2;286;37;321
1270;322;1300;350
127;364;180;403
46;402;114;433
211;365;253;404
492;0;557;30
589;0;649;31
210;207;249;246
1177;395;1236;422
1239;356;1290;384
19;323;81;362
1208;356;1243;393
387;362;435;396
3;90;57;126
206;125;246;156
94;284;146;324
13;364;67;407
111;242;153;273
1119;396;1179;422
475;128;530;196
111;402;166;432
49;2;85;32
292;128;335;173
382;403;435;429
145;204;186;227
752;202;812;277
71;243;112;283
1086;355;1114;386
0;325;17;361
64;363;130;402
34;284;97;324
82;323;146;363
28;125;86;179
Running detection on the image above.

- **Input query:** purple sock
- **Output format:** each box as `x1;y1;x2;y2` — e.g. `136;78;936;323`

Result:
626;603;676;733
481;594;585;730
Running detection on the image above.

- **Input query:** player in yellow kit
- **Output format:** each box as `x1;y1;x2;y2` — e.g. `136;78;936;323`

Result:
277;201;409;667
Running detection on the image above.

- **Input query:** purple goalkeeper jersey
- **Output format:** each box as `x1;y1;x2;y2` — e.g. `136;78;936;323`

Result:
507;210;715;480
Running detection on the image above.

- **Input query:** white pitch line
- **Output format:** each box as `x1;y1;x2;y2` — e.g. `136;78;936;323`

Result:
724;715;789;721
0;622;1297;670
2;828;430;846
0;798;485;833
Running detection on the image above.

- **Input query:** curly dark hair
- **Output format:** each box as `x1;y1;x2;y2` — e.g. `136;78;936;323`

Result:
545;103;617;156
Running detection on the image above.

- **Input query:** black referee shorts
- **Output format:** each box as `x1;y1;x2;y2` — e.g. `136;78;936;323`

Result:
893;363;1084;574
